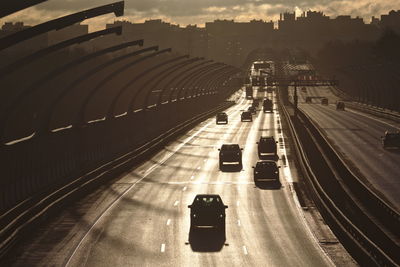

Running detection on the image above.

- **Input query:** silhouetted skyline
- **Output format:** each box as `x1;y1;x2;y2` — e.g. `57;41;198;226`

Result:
1;0;400;30
2;9;400;68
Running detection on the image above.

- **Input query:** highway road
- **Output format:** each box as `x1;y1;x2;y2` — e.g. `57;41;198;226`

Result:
292;84;400;211
2;89;338;266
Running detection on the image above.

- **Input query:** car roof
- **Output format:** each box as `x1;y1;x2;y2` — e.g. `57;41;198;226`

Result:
221;144;240;148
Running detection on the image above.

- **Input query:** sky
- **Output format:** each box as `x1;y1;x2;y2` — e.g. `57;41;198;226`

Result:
1;0;400;30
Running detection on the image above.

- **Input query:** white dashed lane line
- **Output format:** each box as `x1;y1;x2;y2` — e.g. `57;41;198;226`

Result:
182;186;187;191
238;220;241;227
173;201;180;206
166;219;171;226
243;246;248;255
161;243;166;253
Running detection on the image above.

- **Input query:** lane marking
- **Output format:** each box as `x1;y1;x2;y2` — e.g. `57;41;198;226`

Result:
182;186;187;191
166;219;171;226
65;112;217;266
161;243;166;253
347;107;400;130
190;175;195;180
238;220;241;227
174;201;180;206
197;166;201;170
237;201;240;207
243;246;248;255
274;95;294;183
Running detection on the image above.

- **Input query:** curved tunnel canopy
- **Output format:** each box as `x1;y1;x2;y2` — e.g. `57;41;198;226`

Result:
2;44;239;144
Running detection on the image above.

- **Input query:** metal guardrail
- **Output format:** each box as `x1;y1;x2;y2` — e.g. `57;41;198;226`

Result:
329;87;400;124
345;102;400;124
279;97;398;266
0;101;234;258
277;71;399;265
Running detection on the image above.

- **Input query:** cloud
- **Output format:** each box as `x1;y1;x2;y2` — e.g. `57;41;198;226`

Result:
1;0;399;31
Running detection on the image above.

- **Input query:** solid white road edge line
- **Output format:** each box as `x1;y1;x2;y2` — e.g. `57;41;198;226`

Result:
65;111;217;266
277;91;335;267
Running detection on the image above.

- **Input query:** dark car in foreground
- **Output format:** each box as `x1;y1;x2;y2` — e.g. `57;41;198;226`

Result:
263;99;273;113
253;160;281;187
216;112;228;124
241;111;252;122
245;86;253;99
382;131;400;149
219;144;243;169
257;136;278;159
336;101;345;110
247;106;256;114
252;98;260;107
188;194;228;232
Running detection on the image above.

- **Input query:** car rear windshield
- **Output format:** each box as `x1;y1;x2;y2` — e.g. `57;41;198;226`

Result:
193;196;222;207
256;161;277;168
260;137;274;142
386;133;400;139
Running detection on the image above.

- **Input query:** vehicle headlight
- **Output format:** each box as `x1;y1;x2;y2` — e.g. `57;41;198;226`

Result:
275;171;278;174
255;171;259;174
237;152;240;156
193;214;196;218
